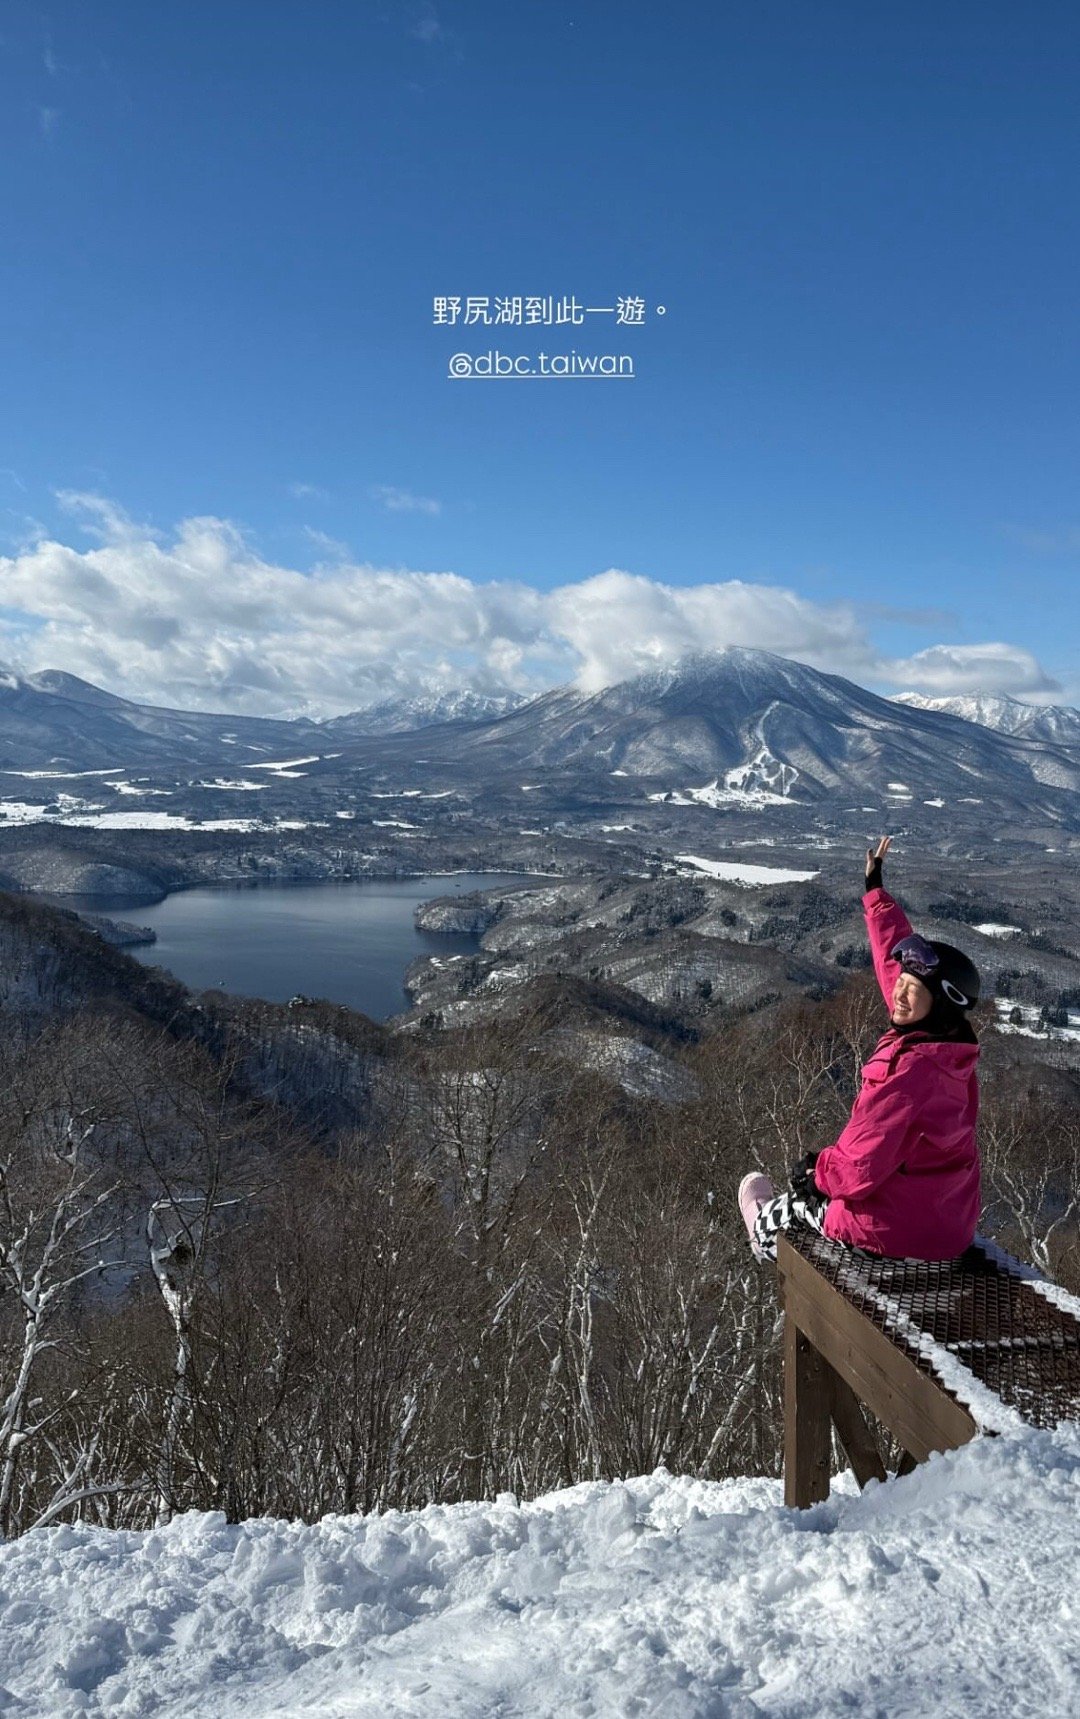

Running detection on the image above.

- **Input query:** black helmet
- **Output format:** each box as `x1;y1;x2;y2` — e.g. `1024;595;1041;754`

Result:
891;933;981;1010
927;941;980;1010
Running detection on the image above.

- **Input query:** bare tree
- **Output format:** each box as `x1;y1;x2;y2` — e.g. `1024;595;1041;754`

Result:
405;1010;562;1499
0;1040;121;1536
981;1075;1080;1281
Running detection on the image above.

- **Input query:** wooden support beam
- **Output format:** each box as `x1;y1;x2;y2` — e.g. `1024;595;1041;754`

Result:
784;1317;832;1508
777;1236;977;1464
826;1366;888;1489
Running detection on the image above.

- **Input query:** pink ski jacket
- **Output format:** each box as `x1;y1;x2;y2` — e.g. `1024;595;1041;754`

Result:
814;887;981;1260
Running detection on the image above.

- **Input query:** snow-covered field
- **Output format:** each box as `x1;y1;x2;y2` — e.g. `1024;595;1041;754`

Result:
647;776;796;811
993;999;1080;1043
1;1426;1078;1717
0;800;324;833
674;856;820;885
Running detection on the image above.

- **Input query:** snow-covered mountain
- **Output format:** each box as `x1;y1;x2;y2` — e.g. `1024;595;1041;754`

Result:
0;665;526;771
2;650;1080;826
894;690;1080;747
323;689;527;736
422;647;1080;815
0;664;326;772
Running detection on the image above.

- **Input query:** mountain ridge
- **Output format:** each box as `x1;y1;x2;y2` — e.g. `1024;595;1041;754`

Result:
894;689;1080;746
322;688;527;736
1;649;1078;828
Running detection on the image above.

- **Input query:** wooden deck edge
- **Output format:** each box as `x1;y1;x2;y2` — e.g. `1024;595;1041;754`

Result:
777;1235;978;1463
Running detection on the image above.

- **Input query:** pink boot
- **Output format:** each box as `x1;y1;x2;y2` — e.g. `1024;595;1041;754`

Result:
738;1172;776;1263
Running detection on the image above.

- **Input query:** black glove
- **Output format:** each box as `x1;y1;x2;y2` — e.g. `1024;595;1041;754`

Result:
789;1151;821;1201
864;836;890;896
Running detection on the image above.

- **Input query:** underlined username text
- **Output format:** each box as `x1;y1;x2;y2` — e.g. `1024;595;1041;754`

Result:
447;350;634;378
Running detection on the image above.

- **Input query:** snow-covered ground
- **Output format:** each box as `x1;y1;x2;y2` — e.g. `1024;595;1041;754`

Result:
674;855;819;885
0;799;325;833
647;776;796;811
0;1426;1078;1717
246;756;322;772
993;999;1080;1043
4;767;126;779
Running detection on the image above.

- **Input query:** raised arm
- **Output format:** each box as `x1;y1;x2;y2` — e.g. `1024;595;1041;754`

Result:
862;836;914;1010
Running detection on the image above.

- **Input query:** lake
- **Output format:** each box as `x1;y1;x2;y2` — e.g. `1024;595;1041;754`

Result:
73;874;537;1020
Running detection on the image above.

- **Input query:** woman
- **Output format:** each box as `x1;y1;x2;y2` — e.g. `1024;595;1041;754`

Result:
737;836;982;1263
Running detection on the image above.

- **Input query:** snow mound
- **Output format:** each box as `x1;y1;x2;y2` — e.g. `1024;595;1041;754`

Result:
3;1427;1080;1716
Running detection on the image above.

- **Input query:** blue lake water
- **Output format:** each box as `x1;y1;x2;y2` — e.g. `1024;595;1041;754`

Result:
78;875;537;1020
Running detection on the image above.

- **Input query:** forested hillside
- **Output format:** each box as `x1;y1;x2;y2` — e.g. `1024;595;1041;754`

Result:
0;890;1076;1539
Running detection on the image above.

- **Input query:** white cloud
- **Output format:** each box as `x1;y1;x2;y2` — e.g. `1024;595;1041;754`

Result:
55;490;160;543
288;482;330;501
371;484;442;516
546;570;875;693
1001;524;1080;555
410;5;444;45
0;498;1062;716
38;105;59;138
304;527;352;562
889;643;1060;699
406;0;463;59
0;509;49;553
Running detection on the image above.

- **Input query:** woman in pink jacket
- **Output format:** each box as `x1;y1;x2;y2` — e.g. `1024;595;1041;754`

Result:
738;836;982;1263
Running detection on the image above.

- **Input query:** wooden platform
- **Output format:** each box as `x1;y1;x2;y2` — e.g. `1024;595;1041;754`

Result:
776;1228;1080;1508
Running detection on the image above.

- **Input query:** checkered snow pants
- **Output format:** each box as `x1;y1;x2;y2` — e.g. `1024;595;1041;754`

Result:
752;1190;830;1262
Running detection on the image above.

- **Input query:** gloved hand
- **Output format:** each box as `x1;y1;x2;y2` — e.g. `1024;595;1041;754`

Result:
864;834;891;895
789;1151;821;1200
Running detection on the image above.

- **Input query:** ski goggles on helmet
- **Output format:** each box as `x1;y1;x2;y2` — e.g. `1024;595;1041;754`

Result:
890;935;972;1007
890;934;939;979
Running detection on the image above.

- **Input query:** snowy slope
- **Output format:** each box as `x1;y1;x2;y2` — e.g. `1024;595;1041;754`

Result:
1;1426;1078;1717
323;690;527;736
5;655;1080;824
894;689;1080;747
0;665;322;772
431;647;1080;816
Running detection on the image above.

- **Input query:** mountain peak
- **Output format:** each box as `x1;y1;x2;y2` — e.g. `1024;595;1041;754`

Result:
22;669;129;708
614;647;825;702
324;688;527;736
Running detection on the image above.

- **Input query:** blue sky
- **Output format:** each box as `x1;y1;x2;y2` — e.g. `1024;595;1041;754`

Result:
1;0;1078;714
